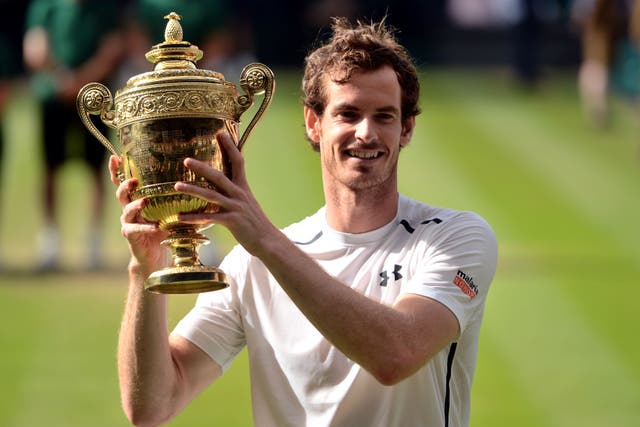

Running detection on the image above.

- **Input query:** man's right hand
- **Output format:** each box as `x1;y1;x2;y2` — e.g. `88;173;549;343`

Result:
109;155;169;277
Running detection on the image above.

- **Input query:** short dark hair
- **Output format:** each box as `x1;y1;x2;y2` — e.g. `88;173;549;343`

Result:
302;17;421;147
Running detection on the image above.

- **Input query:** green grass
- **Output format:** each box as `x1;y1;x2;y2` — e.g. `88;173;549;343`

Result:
1;67;639;426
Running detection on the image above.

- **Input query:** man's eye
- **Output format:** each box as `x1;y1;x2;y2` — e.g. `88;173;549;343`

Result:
337;111;357;120
376;113;395;122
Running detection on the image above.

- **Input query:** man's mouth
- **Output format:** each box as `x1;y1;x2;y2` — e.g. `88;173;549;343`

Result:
346;149;382;159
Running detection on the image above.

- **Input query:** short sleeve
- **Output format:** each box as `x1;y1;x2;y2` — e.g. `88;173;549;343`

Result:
402;212;498;333
172;250;248;371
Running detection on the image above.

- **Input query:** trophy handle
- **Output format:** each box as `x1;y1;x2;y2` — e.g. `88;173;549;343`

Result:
76;82;119;157
236;63;275;151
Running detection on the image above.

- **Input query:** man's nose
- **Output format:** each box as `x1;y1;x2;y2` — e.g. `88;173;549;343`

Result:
354;118;376;143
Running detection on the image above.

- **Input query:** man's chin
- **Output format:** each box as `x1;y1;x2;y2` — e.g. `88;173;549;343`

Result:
344;174;392;192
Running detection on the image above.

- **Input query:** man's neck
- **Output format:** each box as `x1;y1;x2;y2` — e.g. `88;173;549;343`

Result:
324;186;399;234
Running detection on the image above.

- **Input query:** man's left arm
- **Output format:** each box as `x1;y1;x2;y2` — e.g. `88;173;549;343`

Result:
257;239;462;386
177;133;465;385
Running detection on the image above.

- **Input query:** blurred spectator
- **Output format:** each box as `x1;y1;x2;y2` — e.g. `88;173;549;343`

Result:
610;1;640;98
0;1;29;269
23;0;126;271
512;0;544;88
574;0;640;127
0;1;27;104
303;0;361;29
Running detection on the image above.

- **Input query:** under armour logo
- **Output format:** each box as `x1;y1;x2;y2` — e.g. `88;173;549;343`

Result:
379;264;403;287
399;218;442;234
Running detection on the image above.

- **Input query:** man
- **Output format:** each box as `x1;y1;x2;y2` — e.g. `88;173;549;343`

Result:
111;18;497;427
575;0;640;127
23;0;124;270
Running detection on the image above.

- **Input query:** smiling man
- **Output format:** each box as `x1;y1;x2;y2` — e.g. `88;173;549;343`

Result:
112;17;498;427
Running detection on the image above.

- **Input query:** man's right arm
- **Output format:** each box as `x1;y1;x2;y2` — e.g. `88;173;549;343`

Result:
111;156;222;426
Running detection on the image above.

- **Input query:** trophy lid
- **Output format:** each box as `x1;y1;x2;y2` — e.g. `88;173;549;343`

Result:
110;11;246;126
125;12;226;86
77;10;274;153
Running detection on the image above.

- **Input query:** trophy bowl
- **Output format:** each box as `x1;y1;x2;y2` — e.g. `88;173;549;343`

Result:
77;12;274;294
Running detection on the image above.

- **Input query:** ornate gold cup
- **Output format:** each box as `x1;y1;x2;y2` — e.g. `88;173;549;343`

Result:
77;12;274;294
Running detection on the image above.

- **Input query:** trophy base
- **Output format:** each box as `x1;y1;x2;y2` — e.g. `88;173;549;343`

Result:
145;265;229;294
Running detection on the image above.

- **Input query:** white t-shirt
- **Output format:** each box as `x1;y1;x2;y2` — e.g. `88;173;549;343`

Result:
174;194;498;427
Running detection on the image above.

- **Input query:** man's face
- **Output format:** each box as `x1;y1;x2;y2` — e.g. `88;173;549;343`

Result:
305;66;415;193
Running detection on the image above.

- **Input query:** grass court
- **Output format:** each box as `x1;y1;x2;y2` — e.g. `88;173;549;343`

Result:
0;68;639;426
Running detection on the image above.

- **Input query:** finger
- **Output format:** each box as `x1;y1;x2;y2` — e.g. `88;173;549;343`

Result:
174;180;230;207
115;178;139;208
108;155;122;186
181;210;236;231
121;222;159;239
121;197;148;224
181;158;237;197
217;132;245;182
178;212;217;227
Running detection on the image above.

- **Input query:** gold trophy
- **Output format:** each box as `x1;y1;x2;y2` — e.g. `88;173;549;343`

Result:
77;12;274;294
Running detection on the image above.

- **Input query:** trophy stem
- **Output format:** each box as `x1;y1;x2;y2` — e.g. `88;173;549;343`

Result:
144;229;229;294
166;232;205;267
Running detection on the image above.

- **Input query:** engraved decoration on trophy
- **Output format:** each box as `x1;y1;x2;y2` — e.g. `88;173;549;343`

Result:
77;12;275;293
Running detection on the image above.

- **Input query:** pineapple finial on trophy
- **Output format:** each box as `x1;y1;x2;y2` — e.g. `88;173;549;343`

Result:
145;11;202;69
163;12;183;43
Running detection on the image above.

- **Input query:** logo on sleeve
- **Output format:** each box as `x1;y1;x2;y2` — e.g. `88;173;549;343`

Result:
453;270;478;299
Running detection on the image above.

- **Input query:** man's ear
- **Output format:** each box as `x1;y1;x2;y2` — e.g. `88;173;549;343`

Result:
304;106;321;143
399;116;416;148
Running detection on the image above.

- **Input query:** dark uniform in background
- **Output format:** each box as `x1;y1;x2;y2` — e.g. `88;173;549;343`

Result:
23;0;125;270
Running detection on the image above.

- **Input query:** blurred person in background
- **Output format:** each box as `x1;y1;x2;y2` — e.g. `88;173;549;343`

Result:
512;0;544;89
111;17;497;427
0;1;29;269
23;0;126;271
303;0;361;29
574;0;640;127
